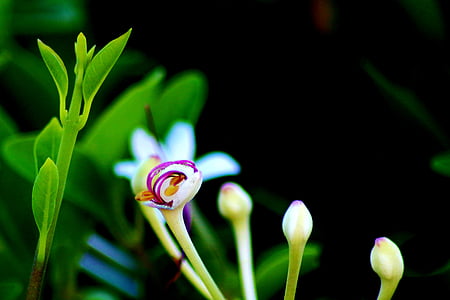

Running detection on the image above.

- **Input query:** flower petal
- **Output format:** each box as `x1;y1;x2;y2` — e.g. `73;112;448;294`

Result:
131;128;162;161
196;152;241;181
163;121;196;161
114;161;138;179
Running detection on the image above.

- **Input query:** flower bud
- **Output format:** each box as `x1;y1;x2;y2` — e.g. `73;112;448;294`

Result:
135;160;202;210
370;237;404;282
282;201;313;246
218;182;252;223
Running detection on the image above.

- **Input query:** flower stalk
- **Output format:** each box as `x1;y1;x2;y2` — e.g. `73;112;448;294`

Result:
218;182;257;300
131;156;210;298
140;206;211;298
162;208;225;300
282;201;313;300
135;160;225;299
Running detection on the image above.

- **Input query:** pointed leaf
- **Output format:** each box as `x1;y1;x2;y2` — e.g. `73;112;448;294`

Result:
34;117;62;174
37;39;69;105
32;158;59;235
74;33;88;75
152;70;207;136
82;29;132;104
81;67;165;173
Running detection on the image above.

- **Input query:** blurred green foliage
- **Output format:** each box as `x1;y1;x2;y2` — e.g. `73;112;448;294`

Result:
1;0;450;299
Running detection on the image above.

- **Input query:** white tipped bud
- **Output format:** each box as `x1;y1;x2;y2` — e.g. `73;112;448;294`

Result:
370;237;404;300
371;237;404;281
218;182;252;223
282;201;313;246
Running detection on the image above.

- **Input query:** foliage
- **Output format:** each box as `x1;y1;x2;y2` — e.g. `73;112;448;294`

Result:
1;1;450;299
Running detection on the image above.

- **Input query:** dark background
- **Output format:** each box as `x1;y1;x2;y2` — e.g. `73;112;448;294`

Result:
93;1;450;299
2;0;450;298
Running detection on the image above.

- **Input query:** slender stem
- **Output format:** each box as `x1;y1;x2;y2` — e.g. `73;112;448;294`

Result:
26;68;83;300
140;205;211;299
36;234;47;263
283;243;305;300
233;219;257;300
162;208;226;300
26;258;44;300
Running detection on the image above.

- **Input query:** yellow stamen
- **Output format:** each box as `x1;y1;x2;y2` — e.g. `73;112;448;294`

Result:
164;175;186;197
135;190;155;202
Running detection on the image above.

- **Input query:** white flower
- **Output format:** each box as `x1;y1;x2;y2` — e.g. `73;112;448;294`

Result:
135;160;202;210
114;121;241;190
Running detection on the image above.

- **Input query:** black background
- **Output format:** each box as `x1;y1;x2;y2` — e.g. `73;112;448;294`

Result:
86;1;450;298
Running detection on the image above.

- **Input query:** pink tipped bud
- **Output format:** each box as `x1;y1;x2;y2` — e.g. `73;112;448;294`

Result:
282;201;313;246
218;182;252;222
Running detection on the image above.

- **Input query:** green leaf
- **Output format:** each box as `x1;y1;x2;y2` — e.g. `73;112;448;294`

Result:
430;151;450;177
75;33;88;72
398;0;445;40
0;105;17;141
81;288;121;300
2;131;107;220
34;117;62;174
37;39;69;109
63;149;108;221
32;158;59;235
363;60;448;147
81;67;165;173
0;281;23;300
255;243;322;300
51;205;94;297
1;47;59;127
82;29;132;105
152;70;207;136
2;133;36;182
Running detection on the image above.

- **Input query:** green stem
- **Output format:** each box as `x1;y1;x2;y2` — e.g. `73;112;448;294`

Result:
26;258;44;300
233;219;257;300
140;205;211;299
26;71;83;300
283;243;305;300
162;208;226;300
376;279;399;300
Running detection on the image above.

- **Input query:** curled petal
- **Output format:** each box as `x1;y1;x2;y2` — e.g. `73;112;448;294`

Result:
137;160;202;210
196;152;241;181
